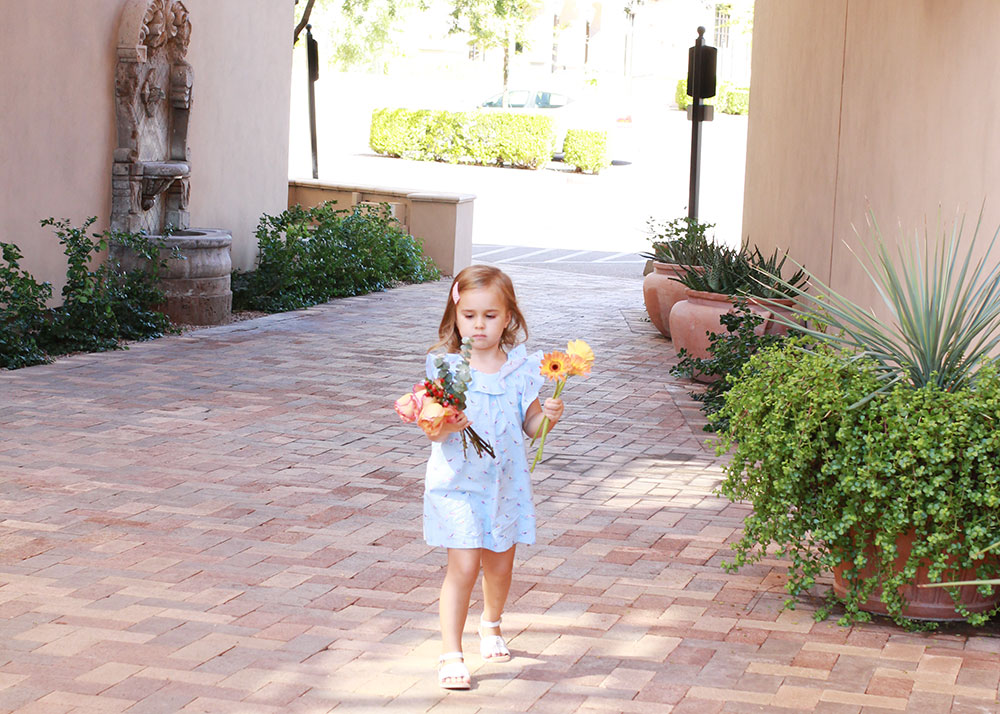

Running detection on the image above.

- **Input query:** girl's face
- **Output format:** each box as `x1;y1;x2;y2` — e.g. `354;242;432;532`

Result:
455;286;511;352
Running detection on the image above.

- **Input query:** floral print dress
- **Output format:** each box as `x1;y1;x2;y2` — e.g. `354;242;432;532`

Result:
423;344;544;552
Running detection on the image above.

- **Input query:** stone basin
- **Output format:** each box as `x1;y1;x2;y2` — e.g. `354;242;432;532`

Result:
114;228;232;326
141;160;190;178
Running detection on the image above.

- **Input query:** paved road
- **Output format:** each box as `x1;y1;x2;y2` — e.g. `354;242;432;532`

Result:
472;244;647;279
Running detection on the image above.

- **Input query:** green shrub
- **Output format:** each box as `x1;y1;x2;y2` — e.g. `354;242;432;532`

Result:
491;114;556;169
641;216;715;266
563;130;611;174
37;217;173;355
676;79;748;114
370;108;422;157
717;342;1000;627
0;242;51;369
720;86;749;114
233;201;440;313
675;78;716;111
672;302;788;431
1;217;173;369
369;108;555;169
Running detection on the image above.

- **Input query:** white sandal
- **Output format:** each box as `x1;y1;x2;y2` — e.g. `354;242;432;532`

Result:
479;616;511;662
438;652;471;690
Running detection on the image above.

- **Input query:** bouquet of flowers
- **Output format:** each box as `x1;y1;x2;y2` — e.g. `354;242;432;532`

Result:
394;337;495;459
531;339;594;472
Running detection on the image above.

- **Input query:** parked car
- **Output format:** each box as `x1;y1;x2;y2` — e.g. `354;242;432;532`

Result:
479;89;585;154
481;89;574;110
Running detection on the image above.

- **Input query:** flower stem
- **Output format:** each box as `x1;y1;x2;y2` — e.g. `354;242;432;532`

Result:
530;378;566;471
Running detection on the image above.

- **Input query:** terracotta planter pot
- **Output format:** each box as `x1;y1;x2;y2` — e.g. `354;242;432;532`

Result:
668;287;733;354
747;296;797;336
642;262;694;338
832;529;1000;621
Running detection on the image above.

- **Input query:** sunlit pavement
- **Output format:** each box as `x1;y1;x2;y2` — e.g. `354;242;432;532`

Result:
1;265;998;712
472;245;648;280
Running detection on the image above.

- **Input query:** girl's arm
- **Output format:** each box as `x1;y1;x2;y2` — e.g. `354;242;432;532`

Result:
523;397;565;439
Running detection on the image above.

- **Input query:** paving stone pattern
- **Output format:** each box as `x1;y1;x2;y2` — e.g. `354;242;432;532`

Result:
1;265;998;713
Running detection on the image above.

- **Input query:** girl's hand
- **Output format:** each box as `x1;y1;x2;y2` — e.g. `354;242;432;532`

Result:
429;410;469;441
542;397;564;425
445;410;470;433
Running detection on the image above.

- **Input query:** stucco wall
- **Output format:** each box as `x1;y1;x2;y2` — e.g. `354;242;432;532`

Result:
743;0;1000;310
0;0;292;297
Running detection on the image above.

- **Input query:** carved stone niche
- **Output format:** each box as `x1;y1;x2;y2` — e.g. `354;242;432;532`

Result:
111;0;232;325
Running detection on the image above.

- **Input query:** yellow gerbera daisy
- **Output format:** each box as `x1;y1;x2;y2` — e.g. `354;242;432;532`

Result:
540;351;570;381
566;339;595;367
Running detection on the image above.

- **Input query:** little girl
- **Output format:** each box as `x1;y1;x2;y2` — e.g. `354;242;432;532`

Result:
423;265;564;690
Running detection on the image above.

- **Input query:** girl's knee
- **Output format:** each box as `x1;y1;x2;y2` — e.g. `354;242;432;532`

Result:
481;551;514;581
446;550;481;584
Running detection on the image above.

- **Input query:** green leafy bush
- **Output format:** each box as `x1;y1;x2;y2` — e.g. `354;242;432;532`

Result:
1;217;173;369
720;86;750;115
672;301;788;431
562;130;611;174
233;201;440;313
0;242;51;369
37;218;173;355
370;108;555;169
717;211;1000;627
641;216;715;266
675;78;716;111
675;79;748;114
716;342;1000;627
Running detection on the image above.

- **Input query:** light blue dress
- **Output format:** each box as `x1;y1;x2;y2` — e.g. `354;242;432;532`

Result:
423;345;544;552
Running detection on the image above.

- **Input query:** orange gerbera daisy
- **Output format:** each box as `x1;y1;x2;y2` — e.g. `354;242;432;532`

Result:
540;351;570;381
566;353;591;377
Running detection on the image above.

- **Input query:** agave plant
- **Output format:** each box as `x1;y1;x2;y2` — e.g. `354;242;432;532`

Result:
677;244;808;299
762;207;1000;393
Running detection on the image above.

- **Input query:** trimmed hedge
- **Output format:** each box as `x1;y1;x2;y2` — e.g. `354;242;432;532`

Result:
563;130;611;174
719;86;749;114
370;108;555;170
675;79;748;115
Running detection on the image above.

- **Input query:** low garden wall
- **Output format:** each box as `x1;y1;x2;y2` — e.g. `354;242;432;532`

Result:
287;180;473;276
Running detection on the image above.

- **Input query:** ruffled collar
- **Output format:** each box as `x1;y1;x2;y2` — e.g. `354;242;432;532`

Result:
469;344;531;395
470;344;527;378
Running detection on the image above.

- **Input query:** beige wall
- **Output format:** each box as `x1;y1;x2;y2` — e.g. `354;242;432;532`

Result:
0;0;292;297
743;0;1000;310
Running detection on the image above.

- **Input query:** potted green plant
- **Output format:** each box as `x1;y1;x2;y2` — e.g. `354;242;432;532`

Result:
640;217;713;338
716;210;1000;626
668;244;806;365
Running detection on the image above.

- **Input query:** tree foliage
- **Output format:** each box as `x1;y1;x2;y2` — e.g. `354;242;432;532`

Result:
296;0;424;72
449;0;542;90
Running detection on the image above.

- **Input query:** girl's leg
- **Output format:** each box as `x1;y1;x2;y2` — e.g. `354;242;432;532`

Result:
480;545;516;640
439;548;482;684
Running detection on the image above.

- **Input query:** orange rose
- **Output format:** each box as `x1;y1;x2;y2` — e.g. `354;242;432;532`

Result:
394;386;426;423
418;400;453;437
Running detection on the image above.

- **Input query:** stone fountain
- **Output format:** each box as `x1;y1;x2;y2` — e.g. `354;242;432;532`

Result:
111;0;232;325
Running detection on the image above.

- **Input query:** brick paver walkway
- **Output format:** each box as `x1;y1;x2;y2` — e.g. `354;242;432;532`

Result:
1;265;998;713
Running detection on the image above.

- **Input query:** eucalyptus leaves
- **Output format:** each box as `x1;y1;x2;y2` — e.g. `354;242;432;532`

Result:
394;337;494;459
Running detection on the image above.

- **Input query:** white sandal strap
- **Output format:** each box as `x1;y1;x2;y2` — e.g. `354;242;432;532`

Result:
439;651;465;662
480;616;502;628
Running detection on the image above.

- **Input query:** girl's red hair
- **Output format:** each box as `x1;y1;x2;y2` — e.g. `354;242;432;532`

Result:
430;265;528;353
